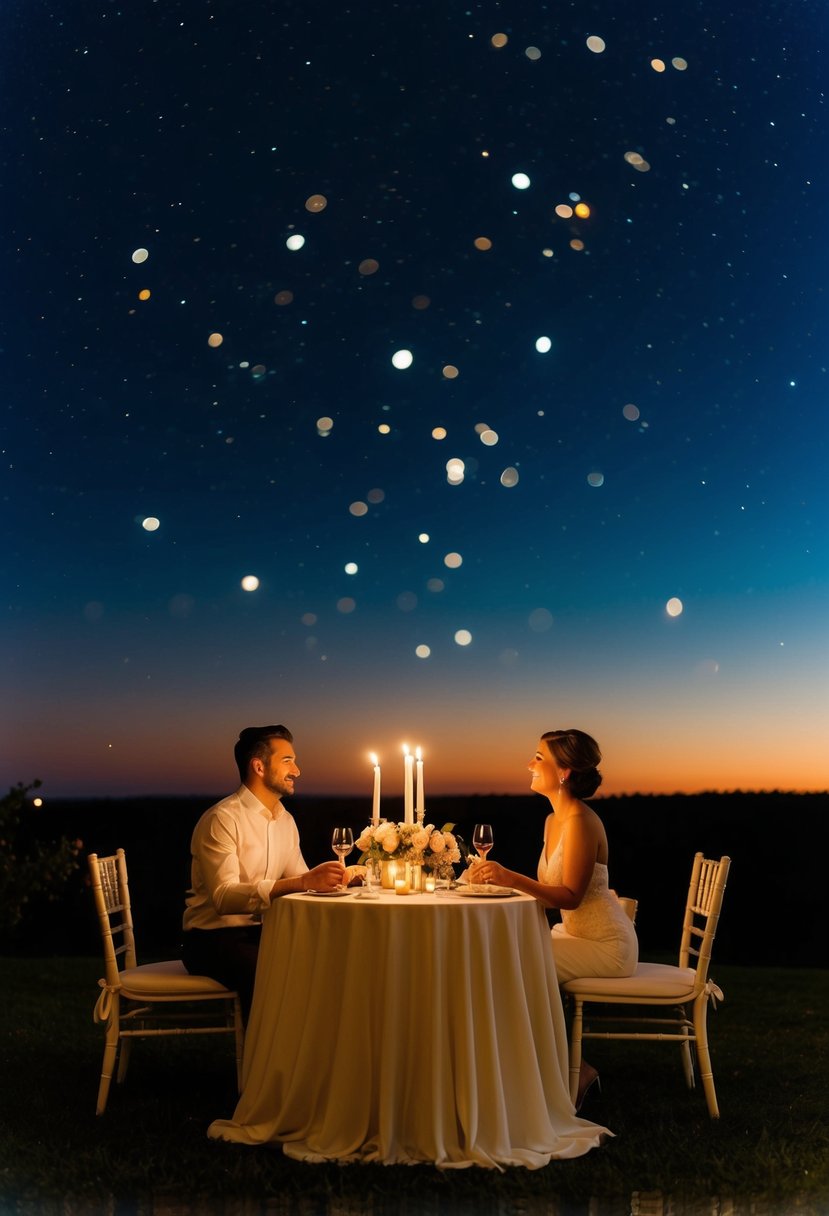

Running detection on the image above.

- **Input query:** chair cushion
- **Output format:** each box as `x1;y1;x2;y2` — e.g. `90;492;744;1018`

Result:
562;962;699;1000
118;960;234;997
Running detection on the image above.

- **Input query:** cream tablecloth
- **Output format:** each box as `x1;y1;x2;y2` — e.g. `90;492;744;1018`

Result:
208;889;611;1168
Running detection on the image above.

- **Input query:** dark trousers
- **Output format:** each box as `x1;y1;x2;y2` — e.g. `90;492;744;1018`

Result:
181;925;262;1022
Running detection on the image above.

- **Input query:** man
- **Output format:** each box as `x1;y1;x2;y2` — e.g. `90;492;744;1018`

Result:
181;724;344;1019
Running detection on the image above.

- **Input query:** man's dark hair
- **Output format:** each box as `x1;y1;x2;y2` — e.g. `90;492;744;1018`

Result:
234;725;293;782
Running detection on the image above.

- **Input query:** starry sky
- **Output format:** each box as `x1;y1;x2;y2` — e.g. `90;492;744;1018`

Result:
2;0;827;802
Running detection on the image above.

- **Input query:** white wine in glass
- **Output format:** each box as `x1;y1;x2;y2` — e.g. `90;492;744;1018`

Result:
332;827;353;887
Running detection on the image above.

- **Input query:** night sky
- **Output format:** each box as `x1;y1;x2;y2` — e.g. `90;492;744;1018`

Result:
3;0;827;802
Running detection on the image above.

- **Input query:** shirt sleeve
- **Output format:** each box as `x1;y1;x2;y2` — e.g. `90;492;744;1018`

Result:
196;810;270;915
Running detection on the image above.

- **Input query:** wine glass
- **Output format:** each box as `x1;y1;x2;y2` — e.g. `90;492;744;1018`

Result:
472;823;494;860
331;827;354;888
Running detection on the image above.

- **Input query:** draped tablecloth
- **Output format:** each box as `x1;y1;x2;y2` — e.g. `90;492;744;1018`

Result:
208;890;611;1168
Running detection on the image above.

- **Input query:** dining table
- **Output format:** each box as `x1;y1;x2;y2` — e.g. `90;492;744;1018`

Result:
207;885;611;1169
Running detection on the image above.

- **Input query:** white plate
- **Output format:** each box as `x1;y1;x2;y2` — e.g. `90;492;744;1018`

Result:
303;889;353;897
455;884;517;898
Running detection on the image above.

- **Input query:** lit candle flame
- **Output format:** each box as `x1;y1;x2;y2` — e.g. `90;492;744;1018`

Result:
416;746;422;760
402;743;410;756
370;752;379;766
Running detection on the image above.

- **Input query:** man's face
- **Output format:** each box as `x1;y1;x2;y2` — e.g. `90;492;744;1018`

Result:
260;738;300;799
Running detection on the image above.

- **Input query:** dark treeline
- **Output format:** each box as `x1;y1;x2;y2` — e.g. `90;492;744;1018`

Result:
11;791;828;968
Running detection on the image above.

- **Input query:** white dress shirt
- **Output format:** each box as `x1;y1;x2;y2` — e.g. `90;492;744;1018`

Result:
183;784;308;931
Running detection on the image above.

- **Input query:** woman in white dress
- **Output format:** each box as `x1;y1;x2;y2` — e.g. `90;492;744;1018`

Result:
469;728;637;1108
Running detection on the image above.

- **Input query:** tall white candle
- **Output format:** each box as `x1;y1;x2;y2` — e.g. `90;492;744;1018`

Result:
403;744;414;824
415;746;424;823
370;752;381;825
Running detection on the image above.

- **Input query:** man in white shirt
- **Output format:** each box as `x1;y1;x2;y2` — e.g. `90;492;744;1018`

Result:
181;724;344;1019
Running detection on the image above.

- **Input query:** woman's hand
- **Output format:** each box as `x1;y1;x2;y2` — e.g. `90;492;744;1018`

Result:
468;859;511;887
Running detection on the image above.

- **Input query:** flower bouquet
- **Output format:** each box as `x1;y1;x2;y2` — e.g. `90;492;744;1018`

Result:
356;820;464;881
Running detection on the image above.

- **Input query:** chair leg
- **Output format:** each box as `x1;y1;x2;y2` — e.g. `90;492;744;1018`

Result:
568;997;584;1106
116;1036;132;1083
693;995;720;1118
96;1011;120;1116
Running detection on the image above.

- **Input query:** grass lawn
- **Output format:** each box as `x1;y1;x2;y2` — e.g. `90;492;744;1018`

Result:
1;956;827;1215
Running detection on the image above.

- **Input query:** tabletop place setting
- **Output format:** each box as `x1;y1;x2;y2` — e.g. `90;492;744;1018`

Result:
305;745;521;899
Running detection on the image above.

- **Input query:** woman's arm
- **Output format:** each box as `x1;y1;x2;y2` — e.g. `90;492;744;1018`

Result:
470;814;598;909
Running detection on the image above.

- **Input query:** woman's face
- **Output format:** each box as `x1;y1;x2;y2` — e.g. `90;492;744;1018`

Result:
528;738;568;796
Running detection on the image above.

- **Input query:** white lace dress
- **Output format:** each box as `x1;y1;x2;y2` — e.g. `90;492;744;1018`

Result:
538;836;638;983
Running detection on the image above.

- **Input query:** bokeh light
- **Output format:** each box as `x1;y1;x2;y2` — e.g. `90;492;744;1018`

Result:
587;471;605;487
241;575;260;592
444;552;463;569
344;562;358;575
391;349;413;369
491;33;508;48
358;258;379;275
500;468;519;487
415;644;431;659
442;365;459;379
535;336;552;353
528;608;554;633
454;629;473;646
131;248;149;263
337;597;356;614
511;173;531;190
586;35;606;53
622;403;641;421
316;416;334;435
666;597;684;617
349;501;368;516
304;194;327;211
286;234;305;250
138;289;151;301
207;333;223;348
141;517;160;532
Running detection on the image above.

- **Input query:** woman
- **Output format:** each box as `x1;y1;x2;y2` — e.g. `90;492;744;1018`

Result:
469;728;637;1108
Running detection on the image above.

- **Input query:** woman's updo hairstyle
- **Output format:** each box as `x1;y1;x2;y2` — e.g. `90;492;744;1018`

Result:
541;729;603;799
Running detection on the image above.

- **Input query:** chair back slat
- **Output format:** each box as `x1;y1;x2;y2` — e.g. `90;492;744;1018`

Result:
678;852;730;978
88;849;139;977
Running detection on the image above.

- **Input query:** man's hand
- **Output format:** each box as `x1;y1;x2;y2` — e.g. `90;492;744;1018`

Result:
302;861;345;892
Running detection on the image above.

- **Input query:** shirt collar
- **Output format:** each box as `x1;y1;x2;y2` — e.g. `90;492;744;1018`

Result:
238;783;284;820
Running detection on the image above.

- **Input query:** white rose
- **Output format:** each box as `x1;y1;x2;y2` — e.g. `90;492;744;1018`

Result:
412;829;429;851
429;831;446;854
356;829;374;852
382;829;400;853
